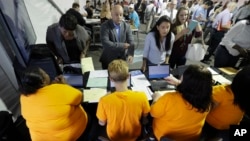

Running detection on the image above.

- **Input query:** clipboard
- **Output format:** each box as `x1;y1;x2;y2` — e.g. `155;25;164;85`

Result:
188;20;198;34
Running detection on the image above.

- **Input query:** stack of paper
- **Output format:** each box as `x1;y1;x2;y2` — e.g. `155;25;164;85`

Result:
131;86;153;100
86;70;108;88
219;67;237;75
130;70;151;87
207;67;219;75
130;70;152;100
212;75;232;85
83;88;107;103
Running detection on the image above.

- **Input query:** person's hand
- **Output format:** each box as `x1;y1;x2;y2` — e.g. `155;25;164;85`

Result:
56;57;63;64
197;14;203;22
127;55;134;64
52;75;67;84
124;43;130;49
141;64;146;72
164;74;180;86
80;52;86;59
238;48;249;58
181;28;190;35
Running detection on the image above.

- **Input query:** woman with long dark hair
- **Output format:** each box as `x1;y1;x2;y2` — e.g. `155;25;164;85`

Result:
151;64;213;140
19;67;88;141
141;15;175;72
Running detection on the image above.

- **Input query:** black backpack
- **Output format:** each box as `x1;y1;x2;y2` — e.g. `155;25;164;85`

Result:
0;111;18;141
0;111;31;141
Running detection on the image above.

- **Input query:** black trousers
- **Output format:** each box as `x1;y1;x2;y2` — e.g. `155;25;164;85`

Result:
203;29;226;61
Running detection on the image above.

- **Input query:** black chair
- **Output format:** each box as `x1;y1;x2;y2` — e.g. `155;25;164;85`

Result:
0;111;31;141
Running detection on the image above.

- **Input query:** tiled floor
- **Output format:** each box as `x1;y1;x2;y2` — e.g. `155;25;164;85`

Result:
87;24;213;70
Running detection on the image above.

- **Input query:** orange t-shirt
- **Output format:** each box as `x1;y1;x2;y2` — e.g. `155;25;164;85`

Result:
150;92;208;141
21;84;88;141
206;85;244;130
96;90;150;141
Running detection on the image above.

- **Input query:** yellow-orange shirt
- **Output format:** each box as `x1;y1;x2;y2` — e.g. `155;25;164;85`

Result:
206;85;244;130
96;90;150;141
150;92;208;141
21;84;88;141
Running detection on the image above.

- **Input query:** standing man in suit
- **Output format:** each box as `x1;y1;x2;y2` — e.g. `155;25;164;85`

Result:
99;4;135;69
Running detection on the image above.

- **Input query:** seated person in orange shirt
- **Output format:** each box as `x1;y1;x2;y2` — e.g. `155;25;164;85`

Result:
19;66;88;141
96;59;150;141
151;64;213;141
202;65;250;140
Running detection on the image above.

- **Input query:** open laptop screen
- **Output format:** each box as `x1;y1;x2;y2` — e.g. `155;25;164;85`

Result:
63;74;83;87
148;64;170;79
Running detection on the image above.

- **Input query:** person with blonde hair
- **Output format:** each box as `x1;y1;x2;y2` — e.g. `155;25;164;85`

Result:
96;59;150;141
100;0;112;23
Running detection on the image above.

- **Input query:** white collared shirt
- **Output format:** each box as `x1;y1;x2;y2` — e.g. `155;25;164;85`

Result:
221;20;250;56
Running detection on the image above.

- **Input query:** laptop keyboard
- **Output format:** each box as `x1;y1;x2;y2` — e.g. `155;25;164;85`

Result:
150;80;175;91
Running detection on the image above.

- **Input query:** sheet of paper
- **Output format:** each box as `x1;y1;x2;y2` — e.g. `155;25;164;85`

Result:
81;57;95;73
83;88;107;103
219;67;237;75
131;86;153;100
87;77;108;87
89;70;108;78
207;67;219;75
213;75;232;84
156;90;176;96
130;70;143;76
131;74;151;87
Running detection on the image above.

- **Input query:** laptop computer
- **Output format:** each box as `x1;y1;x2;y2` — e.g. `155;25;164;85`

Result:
63;74;83;87
147;64;175;91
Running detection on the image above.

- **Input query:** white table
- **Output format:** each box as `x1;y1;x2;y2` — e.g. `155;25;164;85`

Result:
93;13;100;18
85;18;101;25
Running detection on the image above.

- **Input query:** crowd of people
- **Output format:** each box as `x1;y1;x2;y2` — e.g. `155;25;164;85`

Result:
18;0;250;141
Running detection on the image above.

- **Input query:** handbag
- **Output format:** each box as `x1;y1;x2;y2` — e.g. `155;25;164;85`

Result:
185;32;208;61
